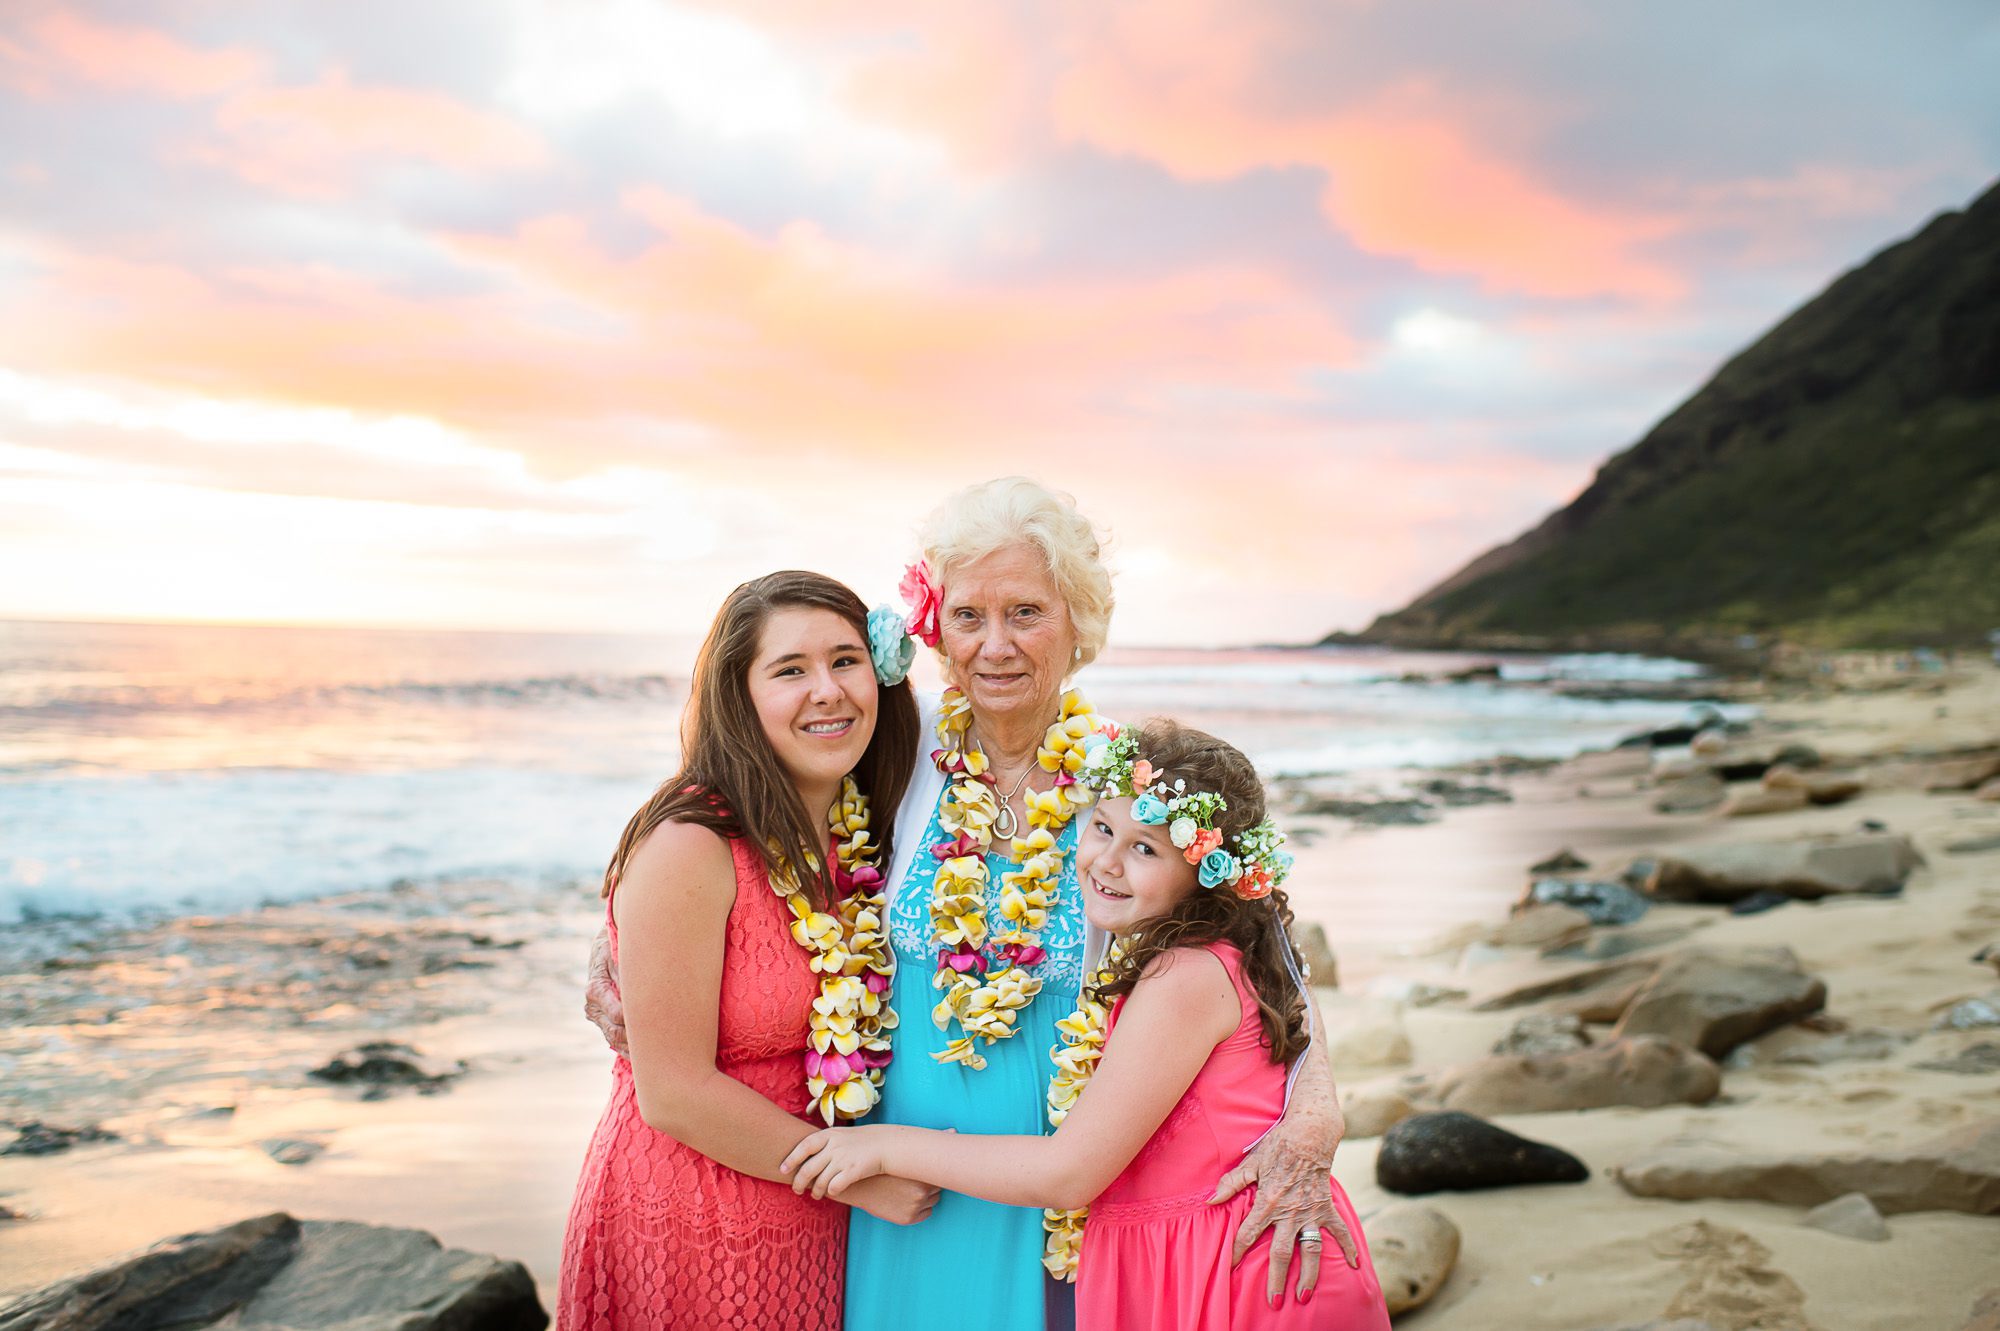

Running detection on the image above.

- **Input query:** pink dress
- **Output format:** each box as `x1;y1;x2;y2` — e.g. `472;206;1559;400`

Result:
558;833;846;1330
1076;943;1391;1331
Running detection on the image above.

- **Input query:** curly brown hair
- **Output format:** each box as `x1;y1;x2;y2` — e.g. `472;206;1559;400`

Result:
1091;719;1311;1065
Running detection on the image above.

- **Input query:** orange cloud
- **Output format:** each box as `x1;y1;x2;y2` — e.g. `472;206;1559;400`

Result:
3;189;1354;472
18;10;263;99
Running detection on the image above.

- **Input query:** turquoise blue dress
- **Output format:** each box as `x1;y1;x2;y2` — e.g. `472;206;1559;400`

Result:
844;788;1087;1331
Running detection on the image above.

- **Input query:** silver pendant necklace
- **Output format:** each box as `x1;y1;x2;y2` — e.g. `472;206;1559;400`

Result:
988;760;1036;841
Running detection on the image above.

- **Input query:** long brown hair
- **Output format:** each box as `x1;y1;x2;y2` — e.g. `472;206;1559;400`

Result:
604;571;919;909
1093;719;1310;1064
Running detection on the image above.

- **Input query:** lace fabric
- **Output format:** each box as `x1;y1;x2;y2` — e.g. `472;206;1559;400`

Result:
558;835;845;1330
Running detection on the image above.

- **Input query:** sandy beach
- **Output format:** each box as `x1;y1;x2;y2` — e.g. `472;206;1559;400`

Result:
4;662;1997;1328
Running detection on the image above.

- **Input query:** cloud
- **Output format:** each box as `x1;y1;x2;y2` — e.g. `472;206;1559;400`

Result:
9;10;264;99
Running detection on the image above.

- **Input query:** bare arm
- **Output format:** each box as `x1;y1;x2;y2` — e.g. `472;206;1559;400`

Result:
785;948;1239;1211
615;820;824;1183
1210;986;1359;1304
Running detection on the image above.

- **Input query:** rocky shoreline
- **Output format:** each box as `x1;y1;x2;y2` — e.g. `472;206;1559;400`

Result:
3;665;1997;1328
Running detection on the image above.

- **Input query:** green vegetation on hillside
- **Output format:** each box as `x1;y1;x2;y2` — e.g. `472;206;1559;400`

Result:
1362;178;2000;651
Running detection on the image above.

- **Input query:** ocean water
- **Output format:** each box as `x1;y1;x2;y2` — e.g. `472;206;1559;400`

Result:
0;619;1743;925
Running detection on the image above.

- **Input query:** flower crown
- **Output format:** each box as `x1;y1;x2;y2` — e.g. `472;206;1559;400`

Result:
1078;732;1294;900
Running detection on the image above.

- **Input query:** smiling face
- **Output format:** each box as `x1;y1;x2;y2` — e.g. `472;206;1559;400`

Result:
746;606;879;801
1077;793;1203;935
937;543;1079;727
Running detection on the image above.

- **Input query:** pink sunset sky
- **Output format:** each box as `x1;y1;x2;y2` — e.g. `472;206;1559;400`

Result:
2;1;1995;643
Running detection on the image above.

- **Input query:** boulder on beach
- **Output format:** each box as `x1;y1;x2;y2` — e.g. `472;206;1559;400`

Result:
1362;1203;1459;1316
1530;847;1590;874
1291;921;1339;988
1913;1042;2000;1075
1612;947;1827;1058
1916;749;2000;792
1717;787;1810;817
1;1122;120;1157
1482;903;1593;951
1762;764;1864;806
1409;1035;1721;1117
1977;777;2000;803
1644;832;1923;903
1471;957;1661;1013
0;1211;547;1330
1491;1012;1591;1056
1964;1290;2000;1331
308;1041;465;1096
1522;877;1651;926
1376;1110;1588;1194
1932;992;2000;1031
1976;943;2000;978
1945;833;2000;855
1611;1118;2000;1215
1653;771;1727;815
1326;1009;1413;1069
1339;1082;1418;1139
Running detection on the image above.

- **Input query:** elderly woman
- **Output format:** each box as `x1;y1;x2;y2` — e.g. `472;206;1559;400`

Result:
590;478;1353;1330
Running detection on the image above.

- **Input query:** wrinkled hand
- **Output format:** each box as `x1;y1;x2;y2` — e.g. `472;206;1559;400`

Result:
1209;1093;1358;1305
832;1173;939;1226
782;1126;890;1199
584;922;629;1057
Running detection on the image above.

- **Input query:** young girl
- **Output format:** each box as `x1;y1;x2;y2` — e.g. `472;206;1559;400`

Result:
782;719;1390;1330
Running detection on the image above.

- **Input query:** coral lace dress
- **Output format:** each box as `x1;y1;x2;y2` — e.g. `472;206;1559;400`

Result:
1075;943;1390;1331
558;833;846;1330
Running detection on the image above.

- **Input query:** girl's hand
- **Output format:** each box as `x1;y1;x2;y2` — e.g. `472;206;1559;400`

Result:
782;1126;892;1199
834;1173;939;1226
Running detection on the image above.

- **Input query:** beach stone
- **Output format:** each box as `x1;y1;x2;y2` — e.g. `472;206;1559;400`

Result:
1365;977;1467;1007
0;1211;547;1330
1946;833;2000;855
1403;1035;1720;1117
1548;925;1696;964
1362;1203;1458;1316
1645;832;1922;903
1298;796;1434;826
1612;947;1826;1058
1801;1191;1890;1241
1339;1082;1417;1139
1728;890;1791;916
1492;1012;1591;1056
1530;848;1590;874
1484;903;1593;951
308;1041;464;1094
2;1122;119;1157
1472;957;1661;1012
1327;1010;1412;1068
260;1139;324;1167
1762;764;1864;806
1612;1118;2000;1215
1933;993;2000;1031
1376;1110;1587;1194
1915;1042;2000;1074
1654;772;1727;814
1918;751;2000;792
1976;778;2000;802
1690;731;1729;758
1976;944;2000;978
1718;787;1811;817
1651;1220;1812;1331
1963;1290;2000;1331
1291;922;1339;988
1748;1026;1906;1066
1523;877;1651;926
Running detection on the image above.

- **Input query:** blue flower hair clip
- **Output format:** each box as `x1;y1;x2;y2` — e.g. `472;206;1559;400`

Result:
866;603;916;687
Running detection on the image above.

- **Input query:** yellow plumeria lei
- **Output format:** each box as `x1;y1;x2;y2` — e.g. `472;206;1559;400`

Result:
926;687;1106;1070
1041;942;1125;1281
770;775;898;1125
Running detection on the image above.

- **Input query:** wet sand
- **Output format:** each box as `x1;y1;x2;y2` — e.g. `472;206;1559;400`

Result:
4;663;1998;1326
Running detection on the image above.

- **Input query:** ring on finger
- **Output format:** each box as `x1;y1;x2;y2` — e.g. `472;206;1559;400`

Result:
1299;1225;1323;1248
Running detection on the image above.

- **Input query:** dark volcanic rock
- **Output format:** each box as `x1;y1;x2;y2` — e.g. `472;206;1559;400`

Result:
1914;1042;2000;1075
2;1122;120;1157
1298;796;1435;826
308;1042;464;1095
1416;778;1512;807
1524;877;1651;926
1376;1111;1588;1195
1530;848;1590;874
0;1212;548;1330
